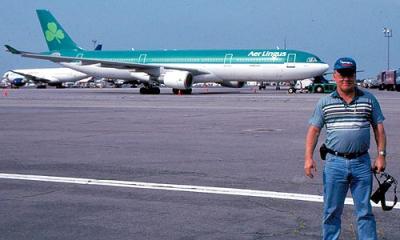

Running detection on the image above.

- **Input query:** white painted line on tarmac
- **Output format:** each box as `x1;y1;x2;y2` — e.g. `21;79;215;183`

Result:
0;173;398;209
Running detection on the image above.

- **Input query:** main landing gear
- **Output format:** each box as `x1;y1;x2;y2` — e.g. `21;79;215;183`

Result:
258;82;267;90
139;86;160;94
138;85;193;95
172;88;192;95
288;87;296;94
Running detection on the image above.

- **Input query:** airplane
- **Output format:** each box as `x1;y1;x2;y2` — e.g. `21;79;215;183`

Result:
2;41;102;88
5;9;329;94
2;68;91;88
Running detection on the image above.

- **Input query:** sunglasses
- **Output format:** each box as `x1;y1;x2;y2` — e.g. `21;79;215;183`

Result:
337;69;355;78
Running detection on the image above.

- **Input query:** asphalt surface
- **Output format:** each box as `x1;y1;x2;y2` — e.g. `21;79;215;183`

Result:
0;87;399;240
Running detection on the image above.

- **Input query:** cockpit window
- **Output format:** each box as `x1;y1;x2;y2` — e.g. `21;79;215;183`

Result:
306;56;320;63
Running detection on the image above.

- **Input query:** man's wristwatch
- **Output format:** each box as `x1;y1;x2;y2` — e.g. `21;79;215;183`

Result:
378;150;386;157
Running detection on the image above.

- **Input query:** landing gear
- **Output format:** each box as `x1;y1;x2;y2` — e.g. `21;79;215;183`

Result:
288;82;296;94
288;87;296;94
258;82;267;90
55;84;65;89
172;88;192;95
139;87;160;94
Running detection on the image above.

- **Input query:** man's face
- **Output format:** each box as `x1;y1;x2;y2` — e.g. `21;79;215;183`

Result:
333;69;356;93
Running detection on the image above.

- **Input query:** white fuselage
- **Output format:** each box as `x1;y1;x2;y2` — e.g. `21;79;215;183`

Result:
61;62;329;84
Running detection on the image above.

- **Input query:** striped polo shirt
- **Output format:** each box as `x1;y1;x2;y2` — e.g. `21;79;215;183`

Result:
309;88;385;153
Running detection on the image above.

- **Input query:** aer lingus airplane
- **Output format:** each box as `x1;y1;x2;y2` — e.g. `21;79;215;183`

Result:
5;9;329;94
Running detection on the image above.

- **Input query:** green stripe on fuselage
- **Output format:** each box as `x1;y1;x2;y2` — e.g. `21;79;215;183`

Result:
41;49;324;65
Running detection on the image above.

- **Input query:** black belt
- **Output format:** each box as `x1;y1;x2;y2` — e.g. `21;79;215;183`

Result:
325;147;368;159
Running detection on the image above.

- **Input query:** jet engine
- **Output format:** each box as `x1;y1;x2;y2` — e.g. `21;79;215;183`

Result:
220;81;245;88
163;70;193;90
11;78;27;87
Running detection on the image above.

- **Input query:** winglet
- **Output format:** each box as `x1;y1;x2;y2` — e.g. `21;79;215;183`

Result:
4;45;22;54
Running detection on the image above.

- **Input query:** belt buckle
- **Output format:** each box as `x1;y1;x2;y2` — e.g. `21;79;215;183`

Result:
334;151;340;156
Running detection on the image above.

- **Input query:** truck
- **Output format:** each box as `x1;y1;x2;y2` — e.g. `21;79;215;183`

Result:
306;76;336;93
288;76;336;94
293;78;313;93
378;69;400;91
362;77;380;88
307;82;337;93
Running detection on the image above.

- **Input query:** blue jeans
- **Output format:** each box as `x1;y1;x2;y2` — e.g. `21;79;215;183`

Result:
322;153;377;240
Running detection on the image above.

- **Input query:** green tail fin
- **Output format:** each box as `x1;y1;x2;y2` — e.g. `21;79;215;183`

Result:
36;9;82;51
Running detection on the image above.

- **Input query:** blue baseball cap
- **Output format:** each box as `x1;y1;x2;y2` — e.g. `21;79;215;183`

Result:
334;57;356;71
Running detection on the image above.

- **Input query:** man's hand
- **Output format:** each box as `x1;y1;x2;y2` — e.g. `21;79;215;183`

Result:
373;156;386;173
304;126;320;179
304;158;317;178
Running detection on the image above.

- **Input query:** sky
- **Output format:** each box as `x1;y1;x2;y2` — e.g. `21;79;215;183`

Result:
1;0;399;79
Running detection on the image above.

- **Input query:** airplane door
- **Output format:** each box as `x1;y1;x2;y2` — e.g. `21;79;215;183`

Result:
75;53;84;64
224;54;233;66
286;53;296;68
139;54;147;64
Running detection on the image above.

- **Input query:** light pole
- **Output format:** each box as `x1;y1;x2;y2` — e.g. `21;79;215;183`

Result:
383;27;392;70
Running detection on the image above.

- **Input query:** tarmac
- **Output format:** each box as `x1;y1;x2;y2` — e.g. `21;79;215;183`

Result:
0;87;399;240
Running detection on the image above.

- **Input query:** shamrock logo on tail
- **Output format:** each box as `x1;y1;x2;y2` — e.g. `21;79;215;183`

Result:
45;22;64;43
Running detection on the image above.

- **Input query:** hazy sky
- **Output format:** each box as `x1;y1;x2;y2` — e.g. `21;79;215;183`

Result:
1;0;399;79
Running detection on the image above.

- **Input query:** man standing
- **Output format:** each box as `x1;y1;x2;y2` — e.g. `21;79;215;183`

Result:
304;57;386;239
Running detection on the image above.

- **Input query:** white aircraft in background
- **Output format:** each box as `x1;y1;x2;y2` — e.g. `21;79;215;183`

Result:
1;68;92;88
2;42;102;88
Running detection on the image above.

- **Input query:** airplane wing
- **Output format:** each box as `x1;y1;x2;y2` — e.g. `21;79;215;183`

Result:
5;45;209;76
10;70;56;83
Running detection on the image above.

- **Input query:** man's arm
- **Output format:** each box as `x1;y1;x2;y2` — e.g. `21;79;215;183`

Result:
372;123;386;173
304;125;321;178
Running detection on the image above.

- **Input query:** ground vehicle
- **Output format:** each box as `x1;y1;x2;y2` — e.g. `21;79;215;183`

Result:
289;78;313;93
288;76;331;94
305;76;336;93
362;78;380;88
378;70;400;91
307;82;337;93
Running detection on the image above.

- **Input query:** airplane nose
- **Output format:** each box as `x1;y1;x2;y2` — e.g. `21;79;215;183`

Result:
318;63;329;74
322;63;329;71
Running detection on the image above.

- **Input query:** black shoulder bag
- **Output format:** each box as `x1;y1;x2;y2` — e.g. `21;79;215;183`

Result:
371;171;398;211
